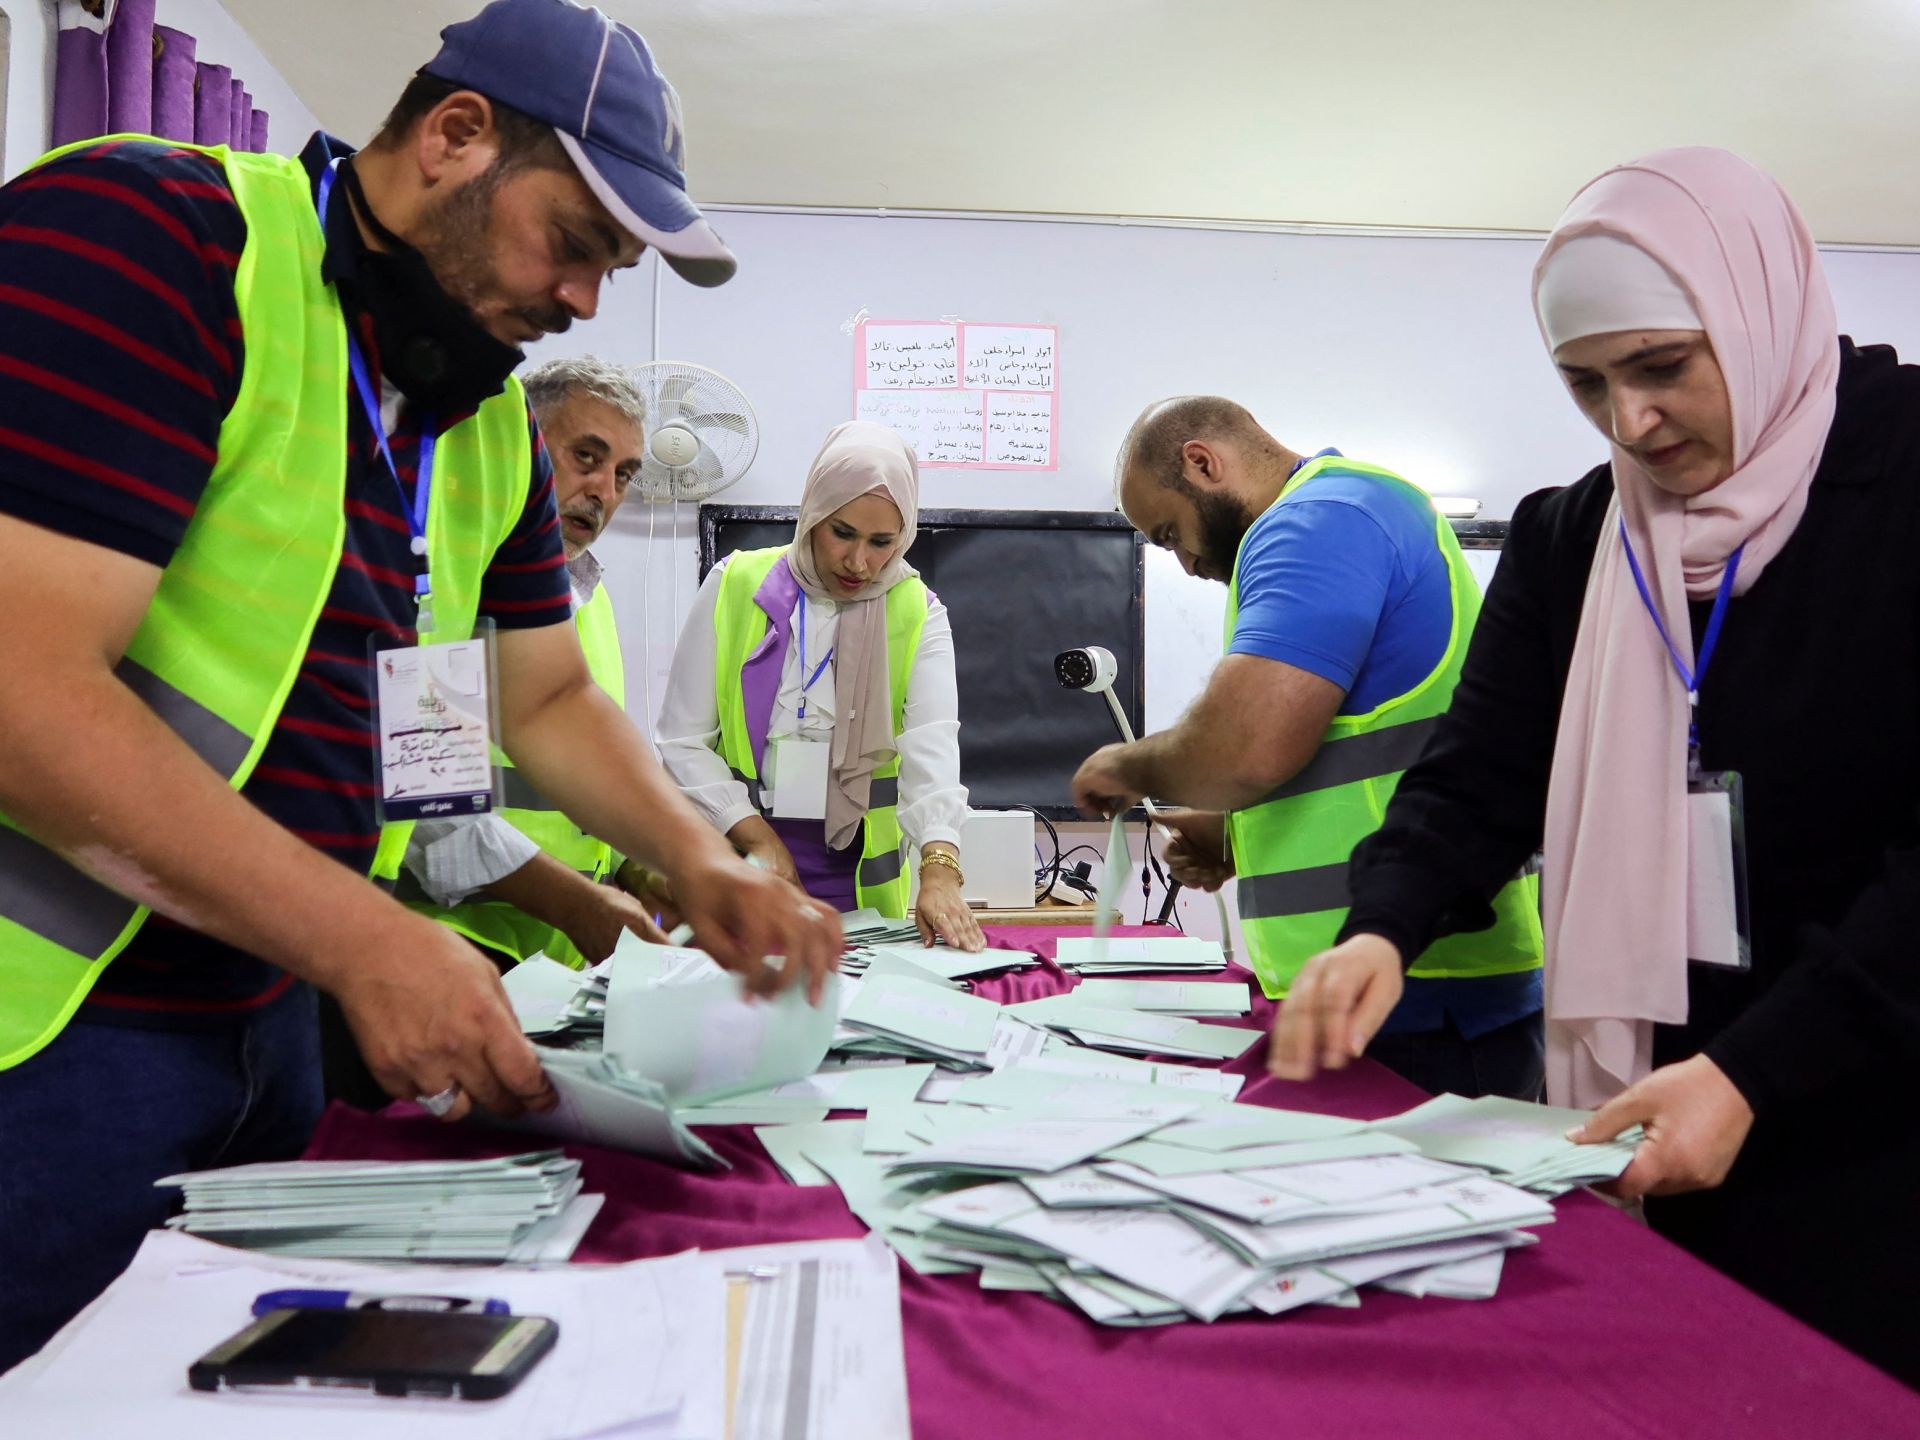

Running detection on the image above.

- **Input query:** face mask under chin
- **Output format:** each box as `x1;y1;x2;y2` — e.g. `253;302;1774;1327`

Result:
336;161;527;415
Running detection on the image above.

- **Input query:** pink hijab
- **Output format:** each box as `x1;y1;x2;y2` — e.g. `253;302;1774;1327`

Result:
1533;148;1839;1107
788;422;921;851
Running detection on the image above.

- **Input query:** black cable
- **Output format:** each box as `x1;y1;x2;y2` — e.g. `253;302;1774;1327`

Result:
1017;804;1063;902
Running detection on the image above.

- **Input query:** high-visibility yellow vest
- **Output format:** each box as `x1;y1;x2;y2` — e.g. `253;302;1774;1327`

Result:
0;137;531;1069
381;581;627;968
1225;456;1543;999
710;546;925;917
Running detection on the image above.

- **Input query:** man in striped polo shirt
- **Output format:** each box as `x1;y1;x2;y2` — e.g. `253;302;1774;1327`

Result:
0;0;838;1369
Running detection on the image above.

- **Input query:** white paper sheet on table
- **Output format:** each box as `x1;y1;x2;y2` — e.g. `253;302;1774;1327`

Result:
0;1229;720;1440
710;1235;913;1440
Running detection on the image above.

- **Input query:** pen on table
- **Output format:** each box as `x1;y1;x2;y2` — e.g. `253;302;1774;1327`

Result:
250;1288;511;1318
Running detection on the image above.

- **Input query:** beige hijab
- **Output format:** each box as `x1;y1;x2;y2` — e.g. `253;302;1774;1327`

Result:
787;422;921;850
1532;148;1839;1106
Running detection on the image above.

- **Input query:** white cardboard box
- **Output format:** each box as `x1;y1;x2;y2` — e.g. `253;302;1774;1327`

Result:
909;808;1036;909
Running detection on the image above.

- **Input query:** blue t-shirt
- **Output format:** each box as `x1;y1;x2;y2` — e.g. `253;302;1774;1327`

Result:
1230;452;1540;1038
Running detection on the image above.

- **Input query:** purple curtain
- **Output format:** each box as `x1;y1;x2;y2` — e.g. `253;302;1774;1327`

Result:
104;0;156;135
227;78;248;150
55;5;274;155
151;27;198;142
192;62;232;146
51;27;110;148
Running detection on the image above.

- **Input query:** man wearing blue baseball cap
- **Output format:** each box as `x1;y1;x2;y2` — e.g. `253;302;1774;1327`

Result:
0;0;827;1371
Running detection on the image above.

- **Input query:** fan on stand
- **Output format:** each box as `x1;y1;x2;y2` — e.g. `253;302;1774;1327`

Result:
631;361;759;502
627;362;760;754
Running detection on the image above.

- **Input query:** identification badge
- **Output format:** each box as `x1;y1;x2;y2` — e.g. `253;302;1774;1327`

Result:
370;624;500;822
1686;765;1752;971
766;736;831;820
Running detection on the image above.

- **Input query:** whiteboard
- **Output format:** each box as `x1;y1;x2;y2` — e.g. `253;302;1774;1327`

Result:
532;208;1920;757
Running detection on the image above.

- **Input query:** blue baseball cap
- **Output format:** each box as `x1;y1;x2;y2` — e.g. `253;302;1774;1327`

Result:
423;0;736;286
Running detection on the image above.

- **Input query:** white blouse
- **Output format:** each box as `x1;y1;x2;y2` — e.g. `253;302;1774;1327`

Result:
657;556;969;851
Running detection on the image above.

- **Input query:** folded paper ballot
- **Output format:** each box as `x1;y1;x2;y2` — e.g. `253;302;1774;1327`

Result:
1070;978;1252;1015
1373;1093;1640;1194
838;971;1003;1063
494;941;841;1165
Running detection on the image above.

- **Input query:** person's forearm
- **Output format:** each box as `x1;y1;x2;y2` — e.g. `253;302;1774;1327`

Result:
480;850;608;932
1118;724;1283;812
0;667;415;988
507;681;735;876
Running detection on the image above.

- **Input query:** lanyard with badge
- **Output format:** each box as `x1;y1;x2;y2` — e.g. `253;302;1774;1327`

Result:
768;594;835;820
320;159;501;823
1619;519;1752;970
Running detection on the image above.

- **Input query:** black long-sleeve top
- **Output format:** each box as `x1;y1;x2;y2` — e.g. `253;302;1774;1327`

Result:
1341;337;1920;1117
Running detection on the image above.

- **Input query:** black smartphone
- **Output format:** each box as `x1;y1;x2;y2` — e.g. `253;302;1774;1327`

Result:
187;1306;559;1401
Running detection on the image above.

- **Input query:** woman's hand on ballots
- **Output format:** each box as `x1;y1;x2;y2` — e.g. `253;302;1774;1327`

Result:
1570;1054;1756;1199
915;860;986;953
1266;933;1405;1080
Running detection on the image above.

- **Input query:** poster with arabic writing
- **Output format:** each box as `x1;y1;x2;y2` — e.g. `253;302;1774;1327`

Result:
852;320;1058;470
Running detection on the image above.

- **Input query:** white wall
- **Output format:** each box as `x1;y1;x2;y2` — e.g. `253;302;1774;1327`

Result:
2;0;317;180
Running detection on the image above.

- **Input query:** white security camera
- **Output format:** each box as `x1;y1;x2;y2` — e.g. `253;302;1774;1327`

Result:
1054;645;1119;696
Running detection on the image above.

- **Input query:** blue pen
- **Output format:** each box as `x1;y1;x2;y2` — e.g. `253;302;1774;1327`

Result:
251;1288;511;1318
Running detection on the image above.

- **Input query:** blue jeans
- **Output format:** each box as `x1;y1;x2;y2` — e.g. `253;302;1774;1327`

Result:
1364;1008;1545;1101
0;982;323;1373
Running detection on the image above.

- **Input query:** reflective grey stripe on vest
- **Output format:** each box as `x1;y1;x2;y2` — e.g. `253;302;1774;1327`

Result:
1236;862;1352;920
499;767;552;813
858;845;905;889
1258;716;1442;805
0;660;252;951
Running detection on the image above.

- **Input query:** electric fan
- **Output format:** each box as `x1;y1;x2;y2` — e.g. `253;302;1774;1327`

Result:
630;361;759;501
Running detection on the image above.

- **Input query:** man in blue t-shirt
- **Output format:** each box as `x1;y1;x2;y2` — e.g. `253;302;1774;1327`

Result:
1071;395;1542;1099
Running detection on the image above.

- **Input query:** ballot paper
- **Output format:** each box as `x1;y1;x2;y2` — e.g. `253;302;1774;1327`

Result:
0;1229;720;1440
1054;935;1229;973
1070;978;1253;1015
604;945;841;1105
838;971;1002;1064
504;1049;727;1169
1374;1093;1640;1194
851;942;1040;981
885;1113;1177;1178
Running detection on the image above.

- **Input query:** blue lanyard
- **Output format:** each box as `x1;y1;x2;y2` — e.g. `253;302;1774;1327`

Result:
795;595;834;721
1618;517;1743;750
316;160;438;618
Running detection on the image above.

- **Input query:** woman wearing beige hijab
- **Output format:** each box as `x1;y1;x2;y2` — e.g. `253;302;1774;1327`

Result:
659;422;985;952
1269;148;1920;1384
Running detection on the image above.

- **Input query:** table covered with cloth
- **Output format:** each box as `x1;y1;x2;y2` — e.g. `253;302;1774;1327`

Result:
304;924;1920;1439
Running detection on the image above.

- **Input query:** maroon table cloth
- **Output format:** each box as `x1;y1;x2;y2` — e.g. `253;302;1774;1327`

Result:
305;925;1920;1439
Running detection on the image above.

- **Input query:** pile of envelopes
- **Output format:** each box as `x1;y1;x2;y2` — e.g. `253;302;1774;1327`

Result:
156;1151;603;1262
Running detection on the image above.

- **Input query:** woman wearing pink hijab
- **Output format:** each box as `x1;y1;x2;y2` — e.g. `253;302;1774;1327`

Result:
1269;148;1920;1384
659;421;985;952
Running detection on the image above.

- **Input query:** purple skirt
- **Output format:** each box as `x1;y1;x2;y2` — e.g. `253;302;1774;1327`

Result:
770;817;860;913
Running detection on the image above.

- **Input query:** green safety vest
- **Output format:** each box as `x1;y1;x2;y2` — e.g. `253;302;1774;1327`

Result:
0;137;531;1069
711;546;925;918
1225;456;1543;999
377;581;628;968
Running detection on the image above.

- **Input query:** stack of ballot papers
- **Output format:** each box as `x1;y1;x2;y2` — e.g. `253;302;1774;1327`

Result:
1371;1093;1640;1195
1;1228;913;1440
839;907;925;949
1056;935;1229;974
156;1152;603;1262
